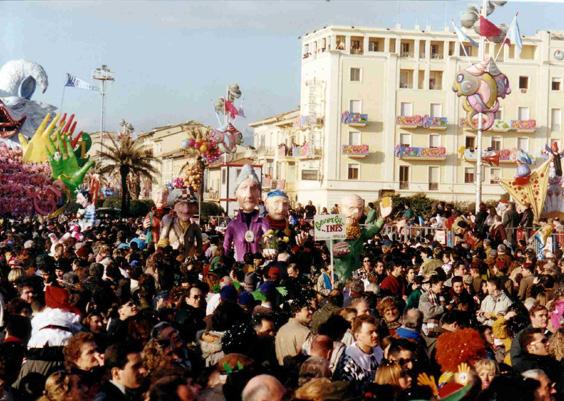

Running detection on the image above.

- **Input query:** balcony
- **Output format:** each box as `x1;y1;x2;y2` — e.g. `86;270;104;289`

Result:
293;115;324;129
278;143;321;159
459;118;536;133
342;144;369;158
394;145;447;161
461;148;523;164
256;146;275;157
396;115;448;130
511;120;536;133
341;111;368;127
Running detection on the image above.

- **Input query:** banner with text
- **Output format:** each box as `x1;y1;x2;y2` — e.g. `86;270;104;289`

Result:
314;214;346;241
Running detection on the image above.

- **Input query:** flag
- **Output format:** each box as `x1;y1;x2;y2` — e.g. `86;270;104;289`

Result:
452;22;478;47
224;100;239;119
507;15;523;55
65;73;99;92
479;16;502;39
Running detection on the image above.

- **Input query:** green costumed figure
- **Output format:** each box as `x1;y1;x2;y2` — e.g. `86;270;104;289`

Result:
332;194;392;281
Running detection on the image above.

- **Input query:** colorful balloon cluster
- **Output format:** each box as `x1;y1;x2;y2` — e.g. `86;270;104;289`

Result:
452;58;510;131
180;126;223;164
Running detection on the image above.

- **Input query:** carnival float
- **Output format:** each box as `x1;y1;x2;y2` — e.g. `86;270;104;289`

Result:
0;59;94;217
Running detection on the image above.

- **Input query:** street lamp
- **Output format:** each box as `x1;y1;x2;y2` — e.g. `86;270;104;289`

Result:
92;64;115;156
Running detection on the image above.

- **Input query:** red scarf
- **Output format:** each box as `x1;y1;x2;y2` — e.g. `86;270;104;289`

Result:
266;215;287;231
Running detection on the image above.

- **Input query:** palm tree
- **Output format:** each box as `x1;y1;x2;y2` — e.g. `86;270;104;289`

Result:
98;133;159;216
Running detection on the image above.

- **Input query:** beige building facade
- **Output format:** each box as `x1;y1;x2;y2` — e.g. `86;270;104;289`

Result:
253;25;564;208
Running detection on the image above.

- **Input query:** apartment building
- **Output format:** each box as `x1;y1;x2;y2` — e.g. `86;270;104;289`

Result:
252;24;564;207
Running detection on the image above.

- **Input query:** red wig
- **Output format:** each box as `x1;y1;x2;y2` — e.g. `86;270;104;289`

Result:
435;328;486;372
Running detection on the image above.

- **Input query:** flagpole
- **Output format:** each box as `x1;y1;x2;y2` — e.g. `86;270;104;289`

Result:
475;0;488;214
494;14;516;62
59;85;66;113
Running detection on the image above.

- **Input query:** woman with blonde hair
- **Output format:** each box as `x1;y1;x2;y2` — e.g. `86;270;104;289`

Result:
7;267;24;287
374;361;411;390
474;358;498;390
548;328;564;362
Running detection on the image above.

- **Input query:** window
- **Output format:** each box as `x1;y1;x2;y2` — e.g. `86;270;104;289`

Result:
351;39;362;53
464;167;475;184
348;164;360;180
369;39;380;52
350;68;361;82
301;170;319;180
551;108;561;132
494;108;502;120
429;71;443;90
399;166;409;189
400;102;413;116
465;136;476;149
348;131;361;145
518;137;529;152
552;78;561;91
460;44;472;57
429;134;440;148
428;167;439;191
350;100;362;113
400;133;411;146
399;69;413;88
519;76;529;90
430;103;442;118
518;107;530;120
401;42;410;56
490;168;501;184
491;136;502;151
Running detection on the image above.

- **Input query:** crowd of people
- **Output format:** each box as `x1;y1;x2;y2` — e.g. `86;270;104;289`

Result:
0;186;561;401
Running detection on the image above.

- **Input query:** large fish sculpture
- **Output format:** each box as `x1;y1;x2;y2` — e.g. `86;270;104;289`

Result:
452;57;510;131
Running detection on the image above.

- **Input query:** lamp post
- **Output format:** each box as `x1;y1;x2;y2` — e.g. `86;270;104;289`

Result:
475;0;488;214
92;65;115;156
458;0;507;213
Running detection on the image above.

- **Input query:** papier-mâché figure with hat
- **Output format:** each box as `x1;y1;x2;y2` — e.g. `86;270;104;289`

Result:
158;188;203;259
223;164;265;261
262;189;307;259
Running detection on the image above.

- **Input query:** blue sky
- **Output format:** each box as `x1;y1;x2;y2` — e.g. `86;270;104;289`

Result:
2;0;564;139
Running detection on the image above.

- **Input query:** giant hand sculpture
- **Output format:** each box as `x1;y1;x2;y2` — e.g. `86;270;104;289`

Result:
46;129;94;193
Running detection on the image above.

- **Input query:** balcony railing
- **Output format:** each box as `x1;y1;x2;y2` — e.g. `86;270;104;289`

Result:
342;144;369;158
459;118;536;133
394;145;447;161
256;146;275;157
277;143;321;159
511;119;536;133
397;115;448;130
293;115;324;129
461;148;529;164
341;111;368;127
